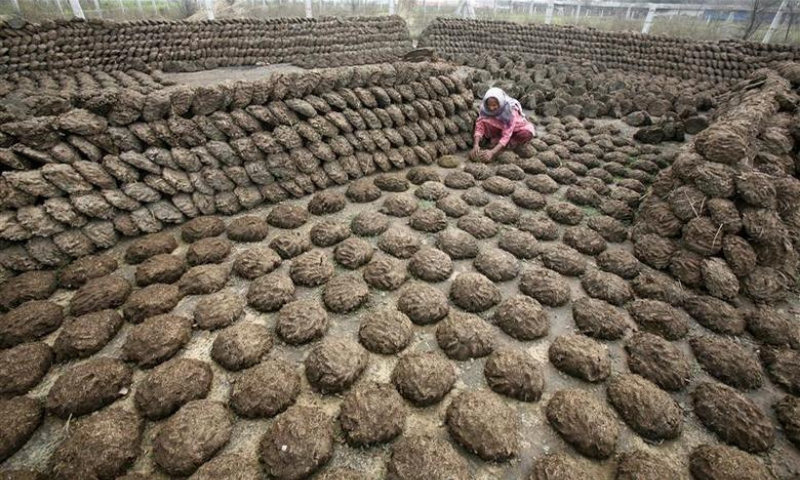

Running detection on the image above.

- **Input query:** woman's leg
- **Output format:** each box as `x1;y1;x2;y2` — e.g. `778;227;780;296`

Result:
507;130;534;148
479;124;502;148
480;137;498;148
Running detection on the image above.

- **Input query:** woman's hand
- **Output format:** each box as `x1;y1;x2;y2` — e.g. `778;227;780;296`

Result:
485;145;502;161
471;136;482;155
478;148;494;162
469;145;481;161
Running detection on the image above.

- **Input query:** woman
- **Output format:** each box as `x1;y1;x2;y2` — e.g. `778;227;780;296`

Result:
471;87;535;162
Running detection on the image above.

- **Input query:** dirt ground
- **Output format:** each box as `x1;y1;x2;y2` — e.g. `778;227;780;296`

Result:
3;143;800;479
1;63;799;479
161;64;307;87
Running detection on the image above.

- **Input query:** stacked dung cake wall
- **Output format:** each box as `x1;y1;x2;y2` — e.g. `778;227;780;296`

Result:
633;65;800;304
444;52;725;122
0;16;412;75
419;18;800;84
0;62;476;272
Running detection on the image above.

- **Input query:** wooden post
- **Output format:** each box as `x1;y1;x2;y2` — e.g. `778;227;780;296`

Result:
117;0;126;13
150;0;159;15
626;5;632;19
528;0;534;15
68;0;86;18
10;0;20;13
305;0;313;17
136;0;144;15
575;3;580;19
388;0;395;14
763;0;788;43
544;0;554;23
492;0;498;17
642;5;657;33
455;0;475;18
92;0;102;16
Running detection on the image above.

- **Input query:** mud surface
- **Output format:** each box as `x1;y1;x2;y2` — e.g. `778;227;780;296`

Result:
2;126;799;480
161;64;306;88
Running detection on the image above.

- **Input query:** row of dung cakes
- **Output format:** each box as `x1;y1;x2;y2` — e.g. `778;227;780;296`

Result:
419;18;800;83
0;69;175;123
0;16;412;75
0;62;476;272
632;66;800;305
447;52;723;122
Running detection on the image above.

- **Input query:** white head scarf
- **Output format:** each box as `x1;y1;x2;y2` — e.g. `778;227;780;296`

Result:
480;87;521;125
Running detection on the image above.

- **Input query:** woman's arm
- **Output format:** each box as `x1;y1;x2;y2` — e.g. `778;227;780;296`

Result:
473;118;486;144
472;118;487;156
496;121;515;148
499;107;526;147
481;114;516;160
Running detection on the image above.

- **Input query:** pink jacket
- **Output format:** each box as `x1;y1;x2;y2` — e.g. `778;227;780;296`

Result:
474;107;536;147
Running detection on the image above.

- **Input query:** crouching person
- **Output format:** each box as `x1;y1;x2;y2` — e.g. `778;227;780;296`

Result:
470;87;535;162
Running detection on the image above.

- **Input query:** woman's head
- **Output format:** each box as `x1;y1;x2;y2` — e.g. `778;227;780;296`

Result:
485;96;500;113
481;87;508;117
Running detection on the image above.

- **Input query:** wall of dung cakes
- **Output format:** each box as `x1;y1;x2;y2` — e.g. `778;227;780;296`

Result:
0;63;477;272
419;18;800;84
0;16;412;76
632;65;800;304
444;52;724;123
0;69;177;127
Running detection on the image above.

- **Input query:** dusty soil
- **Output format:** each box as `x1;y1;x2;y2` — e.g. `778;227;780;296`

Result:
1;118;799;480
160;64;306;88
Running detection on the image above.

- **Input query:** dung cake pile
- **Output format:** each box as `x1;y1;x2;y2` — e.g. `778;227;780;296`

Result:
0;16;411;75
0;61;475;272
0;69;175;116
450;53;721;128
2;13;800;480
420;17;800;83
2;138;798;478
0;15;413;121
634;66;800;304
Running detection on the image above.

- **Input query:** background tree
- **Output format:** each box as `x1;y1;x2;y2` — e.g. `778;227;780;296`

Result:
743;0;782;40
